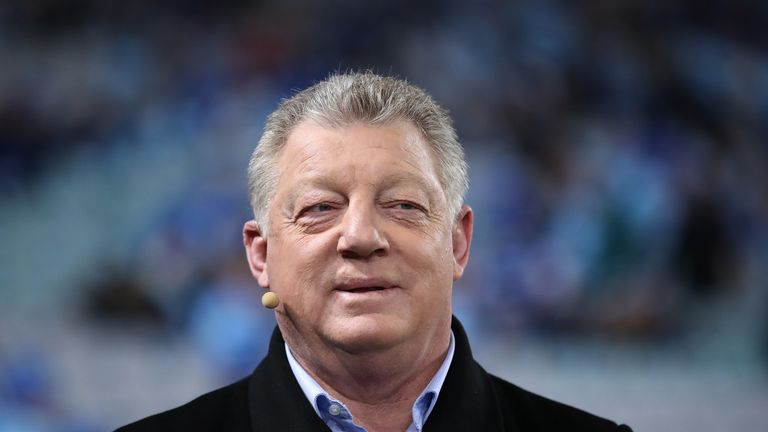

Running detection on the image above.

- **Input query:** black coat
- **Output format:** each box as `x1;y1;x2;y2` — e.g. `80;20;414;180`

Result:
117;318;632;431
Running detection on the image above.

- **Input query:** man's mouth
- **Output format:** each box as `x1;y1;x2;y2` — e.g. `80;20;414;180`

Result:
334;277;396;293
344;286;387;293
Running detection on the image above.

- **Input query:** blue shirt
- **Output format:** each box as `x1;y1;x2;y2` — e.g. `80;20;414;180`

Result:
285;332;455;432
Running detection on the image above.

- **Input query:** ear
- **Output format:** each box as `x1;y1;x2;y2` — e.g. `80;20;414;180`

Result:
243;220;269;288
452;205;473;280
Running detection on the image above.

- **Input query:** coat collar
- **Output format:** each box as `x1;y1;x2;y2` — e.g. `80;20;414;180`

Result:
248;324;330;431
423;316;509;431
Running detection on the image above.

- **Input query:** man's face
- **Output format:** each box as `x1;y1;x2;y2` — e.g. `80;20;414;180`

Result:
245;120;472;354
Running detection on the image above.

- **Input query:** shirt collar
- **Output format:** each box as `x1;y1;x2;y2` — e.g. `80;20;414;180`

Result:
285;331;455;431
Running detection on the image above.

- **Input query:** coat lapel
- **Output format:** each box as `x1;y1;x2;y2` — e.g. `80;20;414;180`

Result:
248;328;331;431
424;317;516;431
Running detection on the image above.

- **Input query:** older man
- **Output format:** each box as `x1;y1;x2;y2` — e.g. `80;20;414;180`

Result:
117;73;631;431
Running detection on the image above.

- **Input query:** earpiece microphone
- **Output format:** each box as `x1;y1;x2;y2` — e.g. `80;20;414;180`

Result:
261;291;280;309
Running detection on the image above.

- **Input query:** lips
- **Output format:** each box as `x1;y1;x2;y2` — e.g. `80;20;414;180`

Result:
334;277;396;293
345;286;386;293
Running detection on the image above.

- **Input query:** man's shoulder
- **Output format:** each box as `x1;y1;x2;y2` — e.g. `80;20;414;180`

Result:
486;373;632;431
114;376;251;432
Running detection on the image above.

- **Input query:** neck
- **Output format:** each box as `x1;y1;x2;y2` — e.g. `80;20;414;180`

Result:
283;320;452;432
312;349;447;432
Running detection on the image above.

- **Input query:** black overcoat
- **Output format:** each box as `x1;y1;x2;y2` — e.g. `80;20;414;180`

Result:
117;318;632;431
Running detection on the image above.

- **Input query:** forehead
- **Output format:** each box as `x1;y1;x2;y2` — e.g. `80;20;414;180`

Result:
275;120;442;191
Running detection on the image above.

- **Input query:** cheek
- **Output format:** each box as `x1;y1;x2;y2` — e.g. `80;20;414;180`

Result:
399;232;455;283
267;235;335;307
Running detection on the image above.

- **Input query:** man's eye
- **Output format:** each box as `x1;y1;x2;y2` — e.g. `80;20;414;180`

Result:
308;203;334;212
393;201;426;212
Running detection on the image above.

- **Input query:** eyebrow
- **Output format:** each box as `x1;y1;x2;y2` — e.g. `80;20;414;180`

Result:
378;173;440;200
284;175;342;204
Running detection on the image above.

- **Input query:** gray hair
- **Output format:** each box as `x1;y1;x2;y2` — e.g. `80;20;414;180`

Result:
247;71;468;231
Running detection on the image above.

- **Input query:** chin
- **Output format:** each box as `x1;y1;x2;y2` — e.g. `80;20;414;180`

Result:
322;313;410;354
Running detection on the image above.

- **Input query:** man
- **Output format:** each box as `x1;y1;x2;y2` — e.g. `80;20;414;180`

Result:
118;72;632;431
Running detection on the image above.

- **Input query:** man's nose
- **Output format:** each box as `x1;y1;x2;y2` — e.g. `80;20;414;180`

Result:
337;203;389;259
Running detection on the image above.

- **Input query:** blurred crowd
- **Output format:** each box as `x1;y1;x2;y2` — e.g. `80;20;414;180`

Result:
1;1;767;430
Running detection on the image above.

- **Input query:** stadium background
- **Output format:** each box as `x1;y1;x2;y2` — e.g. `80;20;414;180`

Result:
1;1;766;430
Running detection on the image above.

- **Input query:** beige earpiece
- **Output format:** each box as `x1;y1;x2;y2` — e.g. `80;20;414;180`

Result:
261;291;279;309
